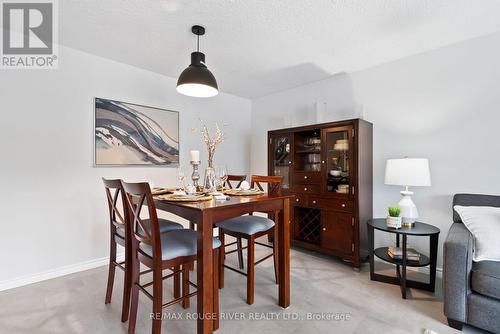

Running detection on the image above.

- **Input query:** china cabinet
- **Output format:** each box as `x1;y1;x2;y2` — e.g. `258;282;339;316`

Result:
268;119;373;268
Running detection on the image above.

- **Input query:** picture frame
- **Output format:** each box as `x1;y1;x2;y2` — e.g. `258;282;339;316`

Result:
94;97;179;166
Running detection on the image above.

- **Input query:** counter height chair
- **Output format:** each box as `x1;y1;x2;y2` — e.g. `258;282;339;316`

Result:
223;174;247;270
216;175;282;305
102;179;184;323
224;174;247;189
121;181;221;334
187;174;248;270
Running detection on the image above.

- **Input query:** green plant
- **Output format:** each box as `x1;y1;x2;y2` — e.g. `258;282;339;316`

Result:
388;206;401;217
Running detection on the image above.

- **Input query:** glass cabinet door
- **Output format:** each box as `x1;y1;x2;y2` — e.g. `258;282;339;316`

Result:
323;126;353;196
269;135;291;190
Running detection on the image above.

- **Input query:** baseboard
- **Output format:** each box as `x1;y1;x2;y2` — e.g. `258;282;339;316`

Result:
0;252;125;292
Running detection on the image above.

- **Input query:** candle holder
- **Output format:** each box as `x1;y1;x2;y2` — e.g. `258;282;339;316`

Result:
190;160;201;190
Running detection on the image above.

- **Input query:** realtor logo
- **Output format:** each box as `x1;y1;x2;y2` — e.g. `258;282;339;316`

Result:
1;0;58;69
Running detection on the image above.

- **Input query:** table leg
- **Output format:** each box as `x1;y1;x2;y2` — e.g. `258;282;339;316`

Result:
401;234;407;299
368;224;374;279
197;211;214;334
429;234;439;293
395;234;400;278
278;198;290;308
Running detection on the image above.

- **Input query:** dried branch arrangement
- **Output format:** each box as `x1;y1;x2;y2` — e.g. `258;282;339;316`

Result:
192;119;225;168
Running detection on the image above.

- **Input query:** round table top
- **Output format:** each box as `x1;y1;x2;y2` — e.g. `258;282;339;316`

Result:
368;218;440;236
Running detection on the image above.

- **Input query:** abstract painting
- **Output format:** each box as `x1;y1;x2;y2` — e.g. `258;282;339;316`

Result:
94;98;179;166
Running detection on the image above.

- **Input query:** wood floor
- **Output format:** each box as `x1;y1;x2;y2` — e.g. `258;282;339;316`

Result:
0;239;486;334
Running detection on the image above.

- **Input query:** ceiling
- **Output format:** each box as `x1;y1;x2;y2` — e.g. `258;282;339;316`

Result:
60;0;500;98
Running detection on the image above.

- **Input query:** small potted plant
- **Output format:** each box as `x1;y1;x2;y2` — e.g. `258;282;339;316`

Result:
386;206;402;229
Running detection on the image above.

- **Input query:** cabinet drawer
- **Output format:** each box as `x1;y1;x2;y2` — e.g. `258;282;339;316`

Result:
294;185;320;194
293;172;321;184
292;193;308;206
309;196;354;212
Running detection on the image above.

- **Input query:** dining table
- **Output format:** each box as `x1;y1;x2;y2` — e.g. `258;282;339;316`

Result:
153;193;293;334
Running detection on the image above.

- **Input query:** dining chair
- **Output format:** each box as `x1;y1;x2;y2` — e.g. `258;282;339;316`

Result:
187;174;247;269
121;181;221;334
102;178;184;323
223;174;247;269
187;174;246;230
224;174;246;189
216;175;282;305
252;175;281;244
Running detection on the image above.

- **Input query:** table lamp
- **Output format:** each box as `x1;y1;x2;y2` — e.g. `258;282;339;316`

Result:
384;158;431;227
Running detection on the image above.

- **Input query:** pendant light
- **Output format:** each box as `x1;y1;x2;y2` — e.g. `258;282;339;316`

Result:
176;25;218;98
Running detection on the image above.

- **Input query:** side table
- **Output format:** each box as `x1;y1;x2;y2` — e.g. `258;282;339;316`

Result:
367;218;440;299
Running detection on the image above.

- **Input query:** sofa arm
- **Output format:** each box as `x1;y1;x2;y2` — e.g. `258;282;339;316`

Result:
443;223;473;323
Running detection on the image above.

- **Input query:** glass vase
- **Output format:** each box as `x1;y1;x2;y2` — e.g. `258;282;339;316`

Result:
203;166;216;193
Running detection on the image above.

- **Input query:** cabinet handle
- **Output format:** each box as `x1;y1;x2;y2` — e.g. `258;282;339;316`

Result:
321;160;325;164
304;187;308;191
322;227;326;231
341;203;346;208
312;200;317;204
304;176;308;179
288;161;292;165
296;198;300;202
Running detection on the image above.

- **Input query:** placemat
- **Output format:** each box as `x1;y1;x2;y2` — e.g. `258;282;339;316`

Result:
155;194;213;202
151;187;175;196
223;189;264;196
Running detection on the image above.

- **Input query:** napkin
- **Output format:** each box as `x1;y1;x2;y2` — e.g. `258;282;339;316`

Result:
172;190;186;196
212;192;230;201
240;180;251;190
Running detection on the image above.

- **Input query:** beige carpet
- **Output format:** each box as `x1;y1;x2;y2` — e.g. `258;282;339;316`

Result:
0;238;486;334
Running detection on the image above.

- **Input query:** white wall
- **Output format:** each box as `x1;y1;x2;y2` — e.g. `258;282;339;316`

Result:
2;31;499;289
0;46;251;288
251;32;500;269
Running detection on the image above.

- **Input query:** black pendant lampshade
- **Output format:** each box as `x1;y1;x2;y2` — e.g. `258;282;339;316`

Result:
177;25;218;98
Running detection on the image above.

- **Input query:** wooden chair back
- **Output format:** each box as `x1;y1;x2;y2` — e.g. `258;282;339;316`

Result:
225;174;246;189
251;175;283;195
102;178;127;237
121;181;162;259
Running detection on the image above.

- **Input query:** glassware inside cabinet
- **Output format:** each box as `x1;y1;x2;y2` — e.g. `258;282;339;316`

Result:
270;135;291;189
325;127;352;195
294;130;321;172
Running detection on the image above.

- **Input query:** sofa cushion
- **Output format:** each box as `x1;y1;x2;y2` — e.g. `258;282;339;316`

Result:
471;261;500;300
453;206;500;261
453;194;500;224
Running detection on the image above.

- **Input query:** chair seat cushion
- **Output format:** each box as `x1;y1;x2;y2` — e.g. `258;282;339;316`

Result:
216;215;275;235
140;229;221;261
115;226;126;239
141;218;184;234
471;261;500;300
115;218;184;239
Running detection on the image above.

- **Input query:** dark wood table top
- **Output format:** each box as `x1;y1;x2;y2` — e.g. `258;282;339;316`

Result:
368;218;440;236
154;193;294;212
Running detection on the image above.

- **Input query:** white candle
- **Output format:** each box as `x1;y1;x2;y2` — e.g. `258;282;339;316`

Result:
190;150;200;162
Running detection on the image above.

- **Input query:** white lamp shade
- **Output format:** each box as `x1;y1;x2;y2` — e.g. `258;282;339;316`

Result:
384;158;431;187
176;83;218;98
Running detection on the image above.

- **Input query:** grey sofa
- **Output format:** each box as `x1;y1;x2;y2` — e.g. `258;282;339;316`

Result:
444;194;500;333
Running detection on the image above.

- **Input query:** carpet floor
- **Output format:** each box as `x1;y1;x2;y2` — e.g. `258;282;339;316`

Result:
0;239;487;334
